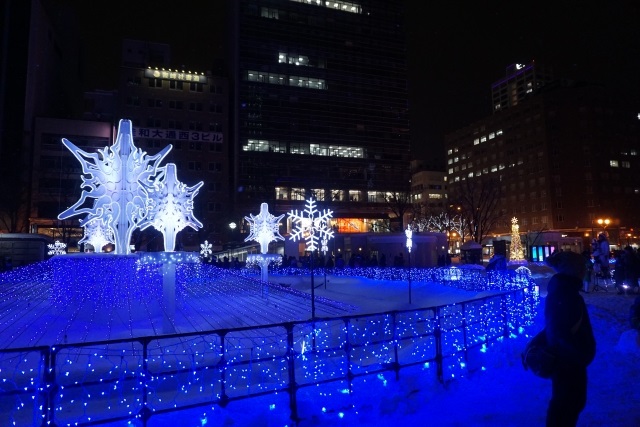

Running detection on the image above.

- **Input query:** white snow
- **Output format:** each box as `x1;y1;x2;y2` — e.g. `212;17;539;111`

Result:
0;260;639;426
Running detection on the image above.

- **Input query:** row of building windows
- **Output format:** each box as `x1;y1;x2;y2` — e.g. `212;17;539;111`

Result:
246;71;326;90
125;117;223;133
278;52;327;68
274;187;394;203
128;76;224;94
289;0;362;14
142;139;223;153
127;97;224;114
242;139;365;158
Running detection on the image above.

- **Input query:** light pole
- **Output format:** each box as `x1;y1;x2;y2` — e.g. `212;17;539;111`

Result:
405;225;413;304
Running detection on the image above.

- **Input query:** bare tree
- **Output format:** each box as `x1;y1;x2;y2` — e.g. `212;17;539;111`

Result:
380;190;413;231
450;176;505;243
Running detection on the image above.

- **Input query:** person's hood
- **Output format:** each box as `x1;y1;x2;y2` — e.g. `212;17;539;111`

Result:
545;251;586;279
547;272;583;295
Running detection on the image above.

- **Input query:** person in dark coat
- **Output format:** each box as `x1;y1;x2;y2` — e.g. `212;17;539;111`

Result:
544;251;597;426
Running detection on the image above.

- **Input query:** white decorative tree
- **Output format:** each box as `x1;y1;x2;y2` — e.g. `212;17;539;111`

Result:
58;120;203;255
509;217;526;263
288;197;334;318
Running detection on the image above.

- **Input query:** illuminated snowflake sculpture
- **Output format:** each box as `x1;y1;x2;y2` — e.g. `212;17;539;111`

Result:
79;218;114;252
288;198;334;252
244;203;285;254
140;163;203;252
47;240;67;256
200;240;213;258
58;119;203;254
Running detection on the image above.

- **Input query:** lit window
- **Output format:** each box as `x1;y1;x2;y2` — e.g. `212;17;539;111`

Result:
610;160;619;167
621;161;630;168
474;138;480;145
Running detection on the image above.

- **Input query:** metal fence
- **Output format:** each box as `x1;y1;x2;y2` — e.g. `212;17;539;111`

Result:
0;281;538;427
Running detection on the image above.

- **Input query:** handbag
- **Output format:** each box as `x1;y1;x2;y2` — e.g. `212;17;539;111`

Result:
522;310;584;378
522;329;556;378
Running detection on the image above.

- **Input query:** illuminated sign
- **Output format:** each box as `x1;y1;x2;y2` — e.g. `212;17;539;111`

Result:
132;127;223;143
144;69;206;83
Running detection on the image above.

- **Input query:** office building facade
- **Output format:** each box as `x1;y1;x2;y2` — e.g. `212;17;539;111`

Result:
445;80;640;247
118;40;231;248
228;0;410;233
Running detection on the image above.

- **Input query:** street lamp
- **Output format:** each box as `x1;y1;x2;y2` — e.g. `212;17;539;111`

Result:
596;218;610;230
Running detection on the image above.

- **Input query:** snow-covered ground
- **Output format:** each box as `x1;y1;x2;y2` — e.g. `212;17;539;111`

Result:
1;260;639;426
181;267;640;427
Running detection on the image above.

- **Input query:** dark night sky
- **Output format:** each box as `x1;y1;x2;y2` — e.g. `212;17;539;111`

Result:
56;1;640;168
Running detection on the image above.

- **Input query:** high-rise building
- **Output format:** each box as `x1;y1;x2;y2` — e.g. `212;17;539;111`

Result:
0;0;83;234
227;0;410;233
491;62;553;113
445;78;640;248
118;40;230;248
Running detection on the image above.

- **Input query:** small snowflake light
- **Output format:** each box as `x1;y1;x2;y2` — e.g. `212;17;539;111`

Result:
244;203;285;254
200;240;213;258
288;198;334;252
47;240;67;256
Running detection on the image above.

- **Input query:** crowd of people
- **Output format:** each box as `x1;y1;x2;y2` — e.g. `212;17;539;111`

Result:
588;232;640;295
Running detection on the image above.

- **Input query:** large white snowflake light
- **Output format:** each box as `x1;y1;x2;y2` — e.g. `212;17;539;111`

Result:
139;163;203;252
244;203;285;254
58;119;204;255
58;120;171;255
288;198;334;252
47;240;67;256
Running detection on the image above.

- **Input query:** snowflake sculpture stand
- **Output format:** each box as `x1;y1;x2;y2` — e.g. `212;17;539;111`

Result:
244;203;284;283
56;119;204;334
288;198;334;319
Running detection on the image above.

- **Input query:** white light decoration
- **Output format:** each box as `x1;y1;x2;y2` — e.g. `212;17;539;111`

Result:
244;203;285;254
245;203;285;282
58;119;203;254
509;217;526;264
288;198;334;252
139;163;204;252
405;224;413;253
79;218;113;252
47;240;67;255
200;240;213;258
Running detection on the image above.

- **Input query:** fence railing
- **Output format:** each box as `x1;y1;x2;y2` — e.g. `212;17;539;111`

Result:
0;278;538;427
